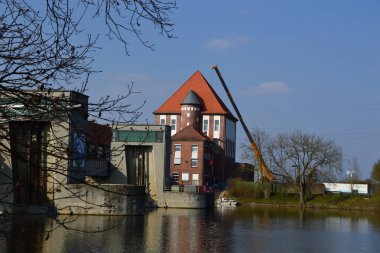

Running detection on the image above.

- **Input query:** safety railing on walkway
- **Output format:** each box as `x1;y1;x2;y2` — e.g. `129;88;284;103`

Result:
167;185;211;194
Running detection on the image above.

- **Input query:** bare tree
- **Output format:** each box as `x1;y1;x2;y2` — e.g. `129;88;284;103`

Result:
0;0;175;120
267;131;342;205
240;128;272;181
371;160;380;194
0;0;176;239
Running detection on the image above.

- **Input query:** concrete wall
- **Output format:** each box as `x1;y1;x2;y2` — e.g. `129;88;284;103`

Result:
159;192;208;209
0;91;84;212
110;124;171;207
323;183;369;194
45;91;88;208
55;184;145;215
109;124;210;209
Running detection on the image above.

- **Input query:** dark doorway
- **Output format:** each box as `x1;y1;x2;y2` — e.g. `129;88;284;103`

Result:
125;146;152;188
9;121;49;205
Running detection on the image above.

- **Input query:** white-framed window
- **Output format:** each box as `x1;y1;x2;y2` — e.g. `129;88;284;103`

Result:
214;118;220;131
203;116;209;135
191;145;198;167
171;119;176;129
192;174;199;185
214;115;220;139
182;172;189;181
214;120;220;131
160;115;166;125
174;144;181;164
171;115;177;136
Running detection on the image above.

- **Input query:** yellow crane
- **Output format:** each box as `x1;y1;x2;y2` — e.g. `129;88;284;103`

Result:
212;65;274;182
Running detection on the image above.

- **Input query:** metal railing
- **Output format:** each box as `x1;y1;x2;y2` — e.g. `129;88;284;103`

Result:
168;185;210;194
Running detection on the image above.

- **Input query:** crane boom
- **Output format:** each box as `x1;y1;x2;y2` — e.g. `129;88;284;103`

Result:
212;65;274;182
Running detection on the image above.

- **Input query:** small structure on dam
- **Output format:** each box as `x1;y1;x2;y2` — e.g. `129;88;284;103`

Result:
111;124;212;208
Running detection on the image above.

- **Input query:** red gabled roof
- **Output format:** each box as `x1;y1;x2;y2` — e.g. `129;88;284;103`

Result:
172;124;211;141
154;71;237;121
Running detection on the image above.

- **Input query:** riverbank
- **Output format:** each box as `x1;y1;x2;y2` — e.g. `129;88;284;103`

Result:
237;193;380;211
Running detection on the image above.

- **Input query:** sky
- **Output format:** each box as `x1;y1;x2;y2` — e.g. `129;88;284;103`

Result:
86;0;380;179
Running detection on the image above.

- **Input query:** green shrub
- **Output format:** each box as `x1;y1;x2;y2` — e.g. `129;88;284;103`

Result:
228;178;263;198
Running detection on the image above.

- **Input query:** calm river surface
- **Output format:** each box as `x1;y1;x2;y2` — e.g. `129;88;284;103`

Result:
1;207;380;253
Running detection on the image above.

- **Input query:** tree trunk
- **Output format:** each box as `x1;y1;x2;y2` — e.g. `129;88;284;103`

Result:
299;182;306;206
299;190;304;205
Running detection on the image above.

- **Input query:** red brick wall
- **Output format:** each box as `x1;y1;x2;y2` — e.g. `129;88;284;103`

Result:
156;112;235;184
170;140;205;185
179;105;201;131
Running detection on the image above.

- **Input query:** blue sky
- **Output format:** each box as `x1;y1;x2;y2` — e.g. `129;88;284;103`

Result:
87;0;380;178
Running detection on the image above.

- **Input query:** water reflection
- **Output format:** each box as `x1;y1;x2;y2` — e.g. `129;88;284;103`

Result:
1;207;380;253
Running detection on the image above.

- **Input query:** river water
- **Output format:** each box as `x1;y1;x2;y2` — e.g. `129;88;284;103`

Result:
1;207;380;253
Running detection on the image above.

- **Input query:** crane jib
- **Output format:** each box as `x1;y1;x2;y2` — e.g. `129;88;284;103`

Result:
212;65;274;182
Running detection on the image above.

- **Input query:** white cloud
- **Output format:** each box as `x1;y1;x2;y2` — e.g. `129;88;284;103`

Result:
241;81;289;95
204;39;233;49
203;36;249;50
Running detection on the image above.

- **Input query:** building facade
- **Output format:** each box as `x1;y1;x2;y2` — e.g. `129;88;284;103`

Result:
0;91;145;215
153;71;237;186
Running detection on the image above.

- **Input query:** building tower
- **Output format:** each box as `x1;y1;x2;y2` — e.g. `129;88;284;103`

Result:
179;90;203;131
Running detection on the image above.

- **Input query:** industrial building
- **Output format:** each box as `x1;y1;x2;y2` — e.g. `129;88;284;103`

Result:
0;91;144;215
154;70;238;186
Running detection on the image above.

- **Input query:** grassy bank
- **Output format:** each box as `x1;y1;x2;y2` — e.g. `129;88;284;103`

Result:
228;179;380;211
237;194;380;211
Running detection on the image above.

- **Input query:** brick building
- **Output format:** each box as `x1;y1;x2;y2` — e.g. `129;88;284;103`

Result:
153;71;237;186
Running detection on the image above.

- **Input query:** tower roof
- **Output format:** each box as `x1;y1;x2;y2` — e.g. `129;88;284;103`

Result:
180;90;203;106
154;71;237;121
